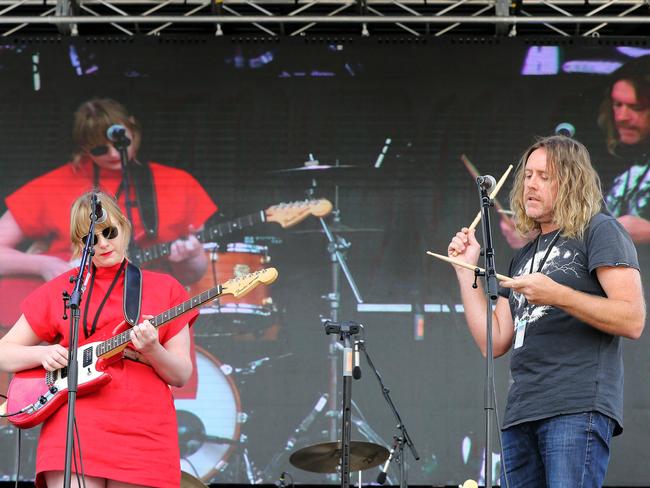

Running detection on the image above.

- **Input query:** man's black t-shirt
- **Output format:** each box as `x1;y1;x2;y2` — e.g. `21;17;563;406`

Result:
498;213;639;435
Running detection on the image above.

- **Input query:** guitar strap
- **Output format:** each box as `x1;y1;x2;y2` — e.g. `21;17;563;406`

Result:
123;261;143;327
130;159;159;239
92;159;159;239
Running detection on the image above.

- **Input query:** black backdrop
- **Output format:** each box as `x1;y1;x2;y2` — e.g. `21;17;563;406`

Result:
0;38;649;485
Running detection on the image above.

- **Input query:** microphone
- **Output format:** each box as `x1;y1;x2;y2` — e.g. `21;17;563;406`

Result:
91;195;107;224
352;341;362;380
106;124;128;142
376;437;399;484
476;175;497;192
555;121;576;138
283;393;328;450
352;341;361;380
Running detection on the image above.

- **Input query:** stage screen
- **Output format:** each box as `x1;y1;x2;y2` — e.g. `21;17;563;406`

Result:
0;37;649;486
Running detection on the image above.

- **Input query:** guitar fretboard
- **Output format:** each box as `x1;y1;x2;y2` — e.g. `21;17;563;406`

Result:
95;284;223;357
130;210;266;265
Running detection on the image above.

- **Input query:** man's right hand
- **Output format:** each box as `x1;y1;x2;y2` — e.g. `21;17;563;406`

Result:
38;255;75;282
448;227;481;269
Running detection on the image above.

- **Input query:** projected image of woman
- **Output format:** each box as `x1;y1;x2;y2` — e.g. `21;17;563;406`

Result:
0;98;217;329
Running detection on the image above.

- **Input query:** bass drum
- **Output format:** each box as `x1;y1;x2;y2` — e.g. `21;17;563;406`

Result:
174;347;244;482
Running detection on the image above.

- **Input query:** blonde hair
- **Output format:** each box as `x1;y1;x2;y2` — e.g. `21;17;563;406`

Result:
510;135;602;240
70;191;132;259
71;98;142;165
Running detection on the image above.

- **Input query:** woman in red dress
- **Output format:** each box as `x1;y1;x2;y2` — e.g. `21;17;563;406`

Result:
0;191;196;488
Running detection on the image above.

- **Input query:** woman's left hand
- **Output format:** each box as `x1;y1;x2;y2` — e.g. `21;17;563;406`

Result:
130;314;161;354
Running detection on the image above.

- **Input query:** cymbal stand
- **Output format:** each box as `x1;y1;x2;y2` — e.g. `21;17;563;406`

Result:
358;341;419;488
319;216;363;445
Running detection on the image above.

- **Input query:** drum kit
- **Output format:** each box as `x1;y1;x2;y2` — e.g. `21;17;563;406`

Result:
172;160;397;485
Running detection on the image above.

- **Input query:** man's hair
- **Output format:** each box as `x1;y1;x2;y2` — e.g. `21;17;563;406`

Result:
72;98;142;164
510;135;603;240
598;55;650;155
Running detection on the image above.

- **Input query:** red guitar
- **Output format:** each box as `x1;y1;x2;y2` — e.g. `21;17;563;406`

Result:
1;267;278;429
0;199;331;326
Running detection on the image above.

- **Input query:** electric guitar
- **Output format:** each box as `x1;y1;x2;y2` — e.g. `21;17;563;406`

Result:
2;267;278;429
129;198;333;265
0;199;330;325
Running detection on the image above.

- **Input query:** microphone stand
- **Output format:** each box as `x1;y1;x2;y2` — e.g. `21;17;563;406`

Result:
111;132;135;249
323;320;361;488
61;194;101;488
475;179;499;488
357;340;419;488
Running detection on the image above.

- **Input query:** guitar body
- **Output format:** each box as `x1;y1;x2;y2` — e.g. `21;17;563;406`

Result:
6;340;113;429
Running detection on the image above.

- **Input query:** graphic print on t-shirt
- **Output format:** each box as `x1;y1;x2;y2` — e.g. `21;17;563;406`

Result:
510;238;582;332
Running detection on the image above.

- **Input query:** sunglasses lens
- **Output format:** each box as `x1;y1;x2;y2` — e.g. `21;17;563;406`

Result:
81;226;118;245
103;226;119;239
81;234;98;246
89;145;109;157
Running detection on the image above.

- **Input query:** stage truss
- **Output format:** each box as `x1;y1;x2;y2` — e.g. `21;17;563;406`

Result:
0;0;649;37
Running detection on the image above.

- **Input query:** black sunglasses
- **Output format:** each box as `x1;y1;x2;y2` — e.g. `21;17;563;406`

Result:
89;145;110;157
81;226;119;246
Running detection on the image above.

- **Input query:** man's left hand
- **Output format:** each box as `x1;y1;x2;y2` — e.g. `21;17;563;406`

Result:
500;273;563;306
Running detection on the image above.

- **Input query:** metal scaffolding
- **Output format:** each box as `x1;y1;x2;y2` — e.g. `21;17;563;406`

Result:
0;0;648;36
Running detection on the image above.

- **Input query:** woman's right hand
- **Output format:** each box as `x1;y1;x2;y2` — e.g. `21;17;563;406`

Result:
38;255;75;282
40;344;69;371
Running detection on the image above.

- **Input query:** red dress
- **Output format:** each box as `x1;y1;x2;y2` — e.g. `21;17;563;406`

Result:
22;262;198;488
1;157;217;327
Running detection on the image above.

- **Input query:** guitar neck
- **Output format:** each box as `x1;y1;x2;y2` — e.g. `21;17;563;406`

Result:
95;284;223;358
130;210;266;265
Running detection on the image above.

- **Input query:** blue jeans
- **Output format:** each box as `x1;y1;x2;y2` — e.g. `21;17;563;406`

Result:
500;412;615;488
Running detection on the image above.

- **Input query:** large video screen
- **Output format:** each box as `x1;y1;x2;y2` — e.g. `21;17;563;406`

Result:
0;37;649;486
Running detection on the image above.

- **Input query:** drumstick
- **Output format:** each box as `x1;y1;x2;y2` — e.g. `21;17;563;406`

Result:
460;154;506;212
467;164;513;231
427;251;511;281
450;164;514;257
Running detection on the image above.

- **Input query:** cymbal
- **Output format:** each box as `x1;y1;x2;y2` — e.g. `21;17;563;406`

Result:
289;441;389;473
181;471;208;488
291;223;383;234
269;164;359;174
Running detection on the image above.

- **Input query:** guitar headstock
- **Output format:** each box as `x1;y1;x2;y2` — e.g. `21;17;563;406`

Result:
221;267;279;298
266;199;333;228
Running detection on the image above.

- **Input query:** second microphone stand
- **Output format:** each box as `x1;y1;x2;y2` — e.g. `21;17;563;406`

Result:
324;320;361;488
357;340;419;488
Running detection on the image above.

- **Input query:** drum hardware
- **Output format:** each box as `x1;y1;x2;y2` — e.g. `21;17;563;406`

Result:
181;471;208;488
0;424;38;481
177;410;242;458
288;441;389;474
